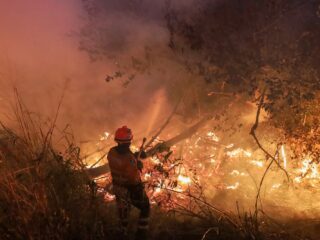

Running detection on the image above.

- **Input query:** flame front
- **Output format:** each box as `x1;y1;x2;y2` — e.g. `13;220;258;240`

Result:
88;127;320;217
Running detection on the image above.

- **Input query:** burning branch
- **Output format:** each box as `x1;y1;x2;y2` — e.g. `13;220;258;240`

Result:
146;115;212;157
86;116;212;178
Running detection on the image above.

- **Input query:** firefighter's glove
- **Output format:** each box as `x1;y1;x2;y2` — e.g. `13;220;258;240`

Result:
137;160;144;171
134;151;147;159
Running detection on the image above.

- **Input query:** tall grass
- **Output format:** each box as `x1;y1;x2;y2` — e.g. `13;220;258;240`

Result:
0;90;111;239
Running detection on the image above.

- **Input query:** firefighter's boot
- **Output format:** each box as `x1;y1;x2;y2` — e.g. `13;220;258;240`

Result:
135;217;149;240
118;218;129;240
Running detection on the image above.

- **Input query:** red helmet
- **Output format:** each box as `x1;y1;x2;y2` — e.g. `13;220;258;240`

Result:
114;126;133;143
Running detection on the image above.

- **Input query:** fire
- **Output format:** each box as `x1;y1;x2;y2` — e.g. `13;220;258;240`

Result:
206;131;219;142
294;158;320;184
271;183;281;190
226;182;240;190
250;160;264;168
144;173;152;180
301;159;318;178
230;170;247;176
230;170;240;176
104;192;116;201
91;124;320;216
227;148;252;158
130;145;140;152
151;156;161;164
100;131;110;141
300;159;311;176
177;175;191;185
309;162;319;179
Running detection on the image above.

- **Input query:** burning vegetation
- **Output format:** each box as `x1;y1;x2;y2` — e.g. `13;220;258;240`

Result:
1;0;320;239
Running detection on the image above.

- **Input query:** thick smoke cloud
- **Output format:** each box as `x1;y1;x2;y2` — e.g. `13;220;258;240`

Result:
0;0;187;149
0;0;273;158
1;0;313;150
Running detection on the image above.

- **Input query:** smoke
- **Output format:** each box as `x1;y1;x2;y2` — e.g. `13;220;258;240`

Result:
0;0;181;145
0;0;219;149
0;1;89;131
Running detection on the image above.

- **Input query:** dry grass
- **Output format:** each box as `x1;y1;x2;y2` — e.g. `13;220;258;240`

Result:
0;90;112;239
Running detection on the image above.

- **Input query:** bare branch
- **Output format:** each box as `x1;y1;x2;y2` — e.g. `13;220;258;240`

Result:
250;90;290;181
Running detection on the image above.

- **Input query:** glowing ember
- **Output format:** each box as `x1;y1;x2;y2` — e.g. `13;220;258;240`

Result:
271;183;281;190
227;148;252;158
294;158;320;183
250;160;264;168
300;159;311;176
206;131;219;142
225;143;234;149
104;192;116;201
230;170;240;176
130;145;139;152
294;176;302;183
177;175;191;184
309;163;319;179
151;156;161;164
144;173;152;180
230;170;247;176
100;131;110;141
226;182;240;190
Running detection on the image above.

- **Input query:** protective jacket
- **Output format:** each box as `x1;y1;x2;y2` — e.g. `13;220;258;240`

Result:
108;146;145;186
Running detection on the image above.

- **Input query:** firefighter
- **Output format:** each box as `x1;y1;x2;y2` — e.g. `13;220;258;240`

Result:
108;126;150;240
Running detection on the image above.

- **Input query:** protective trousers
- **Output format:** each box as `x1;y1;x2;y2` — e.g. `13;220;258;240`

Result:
113;183;150;239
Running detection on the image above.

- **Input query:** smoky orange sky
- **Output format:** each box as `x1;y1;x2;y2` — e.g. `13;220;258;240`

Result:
0;0;177;148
